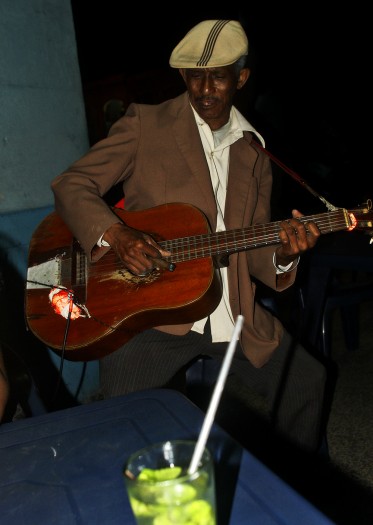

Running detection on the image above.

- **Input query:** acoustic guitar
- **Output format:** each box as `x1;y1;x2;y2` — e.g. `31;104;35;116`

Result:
25;201;373;361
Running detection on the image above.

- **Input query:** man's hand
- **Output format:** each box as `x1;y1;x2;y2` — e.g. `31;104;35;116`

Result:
275;209;320;267
103;222;171;276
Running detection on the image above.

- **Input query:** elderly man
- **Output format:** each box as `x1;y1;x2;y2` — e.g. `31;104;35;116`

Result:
51;20;326;453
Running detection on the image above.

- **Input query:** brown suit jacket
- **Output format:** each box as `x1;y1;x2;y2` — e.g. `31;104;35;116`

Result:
52;92;297;367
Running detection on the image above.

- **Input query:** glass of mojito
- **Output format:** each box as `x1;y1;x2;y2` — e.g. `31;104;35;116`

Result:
123;439;216;525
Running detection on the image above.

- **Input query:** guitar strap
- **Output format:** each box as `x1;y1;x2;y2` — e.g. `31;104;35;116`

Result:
253;140;338;211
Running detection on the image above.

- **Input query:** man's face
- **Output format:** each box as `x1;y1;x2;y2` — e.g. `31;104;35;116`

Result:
180;65;249;130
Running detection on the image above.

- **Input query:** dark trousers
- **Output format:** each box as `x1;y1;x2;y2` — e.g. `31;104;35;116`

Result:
100;326;327;452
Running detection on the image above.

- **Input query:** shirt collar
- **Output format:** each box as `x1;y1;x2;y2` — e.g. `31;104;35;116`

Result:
191;104;265;147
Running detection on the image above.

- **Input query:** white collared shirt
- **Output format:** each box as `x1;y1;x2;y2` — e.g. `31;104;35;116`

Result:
191;105;265;341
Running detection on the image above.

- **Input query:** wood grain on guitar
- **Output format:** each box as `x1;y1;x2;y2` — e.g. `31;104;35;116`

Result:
25;201;373;361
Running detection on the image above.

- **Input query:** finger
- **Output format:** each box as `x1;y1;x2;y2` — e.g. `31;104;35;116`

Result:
291;209;303;219
280;219;300;240
304;221;321;237
151;257;176;272
145;238;171;257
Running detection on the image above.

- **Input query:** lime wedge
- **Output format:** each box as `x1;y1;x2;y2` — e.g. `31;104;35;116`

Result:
138;466;182;482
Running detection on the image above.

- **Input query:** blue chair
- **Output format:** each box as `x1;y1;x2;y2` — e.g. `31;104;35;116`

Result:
296;231;373;358
319;272;373;357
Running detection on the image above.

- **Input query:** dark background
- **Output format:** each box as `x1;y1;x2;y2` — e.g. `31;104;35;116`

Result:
70;3;370;212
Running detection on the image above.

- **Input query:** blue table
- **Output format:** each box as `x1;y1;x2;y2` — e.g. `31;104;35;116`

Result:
0;388;335;524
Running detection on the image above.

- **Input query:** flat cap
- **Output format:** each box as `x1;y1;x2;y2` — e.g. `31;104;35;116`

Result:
169;19;248;68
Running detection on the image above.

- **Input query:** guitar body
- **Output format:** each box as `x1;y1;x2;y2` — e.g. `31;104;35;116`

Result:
25;204;222;361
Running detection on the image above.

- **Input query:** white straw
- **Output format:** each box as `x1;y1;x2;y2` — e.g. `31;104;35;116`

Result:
188;315;244;474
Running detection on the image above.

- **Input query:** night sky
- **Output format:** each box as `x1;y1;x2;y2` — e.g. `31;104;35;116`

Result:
70;3;369;209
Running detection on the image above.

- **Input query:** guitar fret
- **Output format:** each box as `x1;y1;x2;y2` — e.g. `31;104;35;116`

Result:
207;231;212;257
232;229;238;251
222;231;228;254
191;234;199;260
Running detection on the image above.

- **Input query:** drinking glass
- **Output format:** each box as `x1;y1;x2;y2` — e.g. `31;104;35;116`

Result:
123;439;216;525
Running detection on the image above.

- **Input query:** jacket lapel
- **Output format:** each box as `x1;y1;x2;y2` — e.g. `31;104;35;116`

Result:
224;133;257;230
171;94;218;230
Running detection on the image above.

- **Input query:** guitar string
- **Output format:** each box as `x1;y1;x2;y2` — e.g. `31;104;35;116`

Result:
85;209;351;277
40;204;368;286
27;210;354;299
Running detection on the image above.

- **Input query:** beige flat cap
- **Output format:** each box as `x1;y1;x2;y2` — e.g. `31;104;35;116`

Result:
169;19;248;68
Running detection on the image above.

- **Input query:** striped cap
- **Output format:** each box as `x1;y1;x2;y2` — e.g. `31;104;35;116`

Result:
169;20;248;68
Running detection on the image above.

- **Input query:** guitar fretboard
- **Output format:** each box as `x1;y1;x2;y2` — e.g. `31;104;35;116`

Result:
160;208;351;263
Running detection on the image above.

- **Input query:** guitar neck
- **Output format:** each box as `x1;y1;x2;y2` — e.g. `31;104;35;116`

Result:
160;208;352;263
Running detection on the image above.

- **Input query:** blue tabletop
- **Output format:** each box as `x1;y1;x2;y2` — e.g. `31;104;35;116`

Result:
0;388;335;525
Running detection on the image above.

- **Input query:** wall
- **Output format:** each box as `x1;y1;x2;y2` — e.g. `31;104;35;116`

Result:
0;0;99;405
0;0;89;212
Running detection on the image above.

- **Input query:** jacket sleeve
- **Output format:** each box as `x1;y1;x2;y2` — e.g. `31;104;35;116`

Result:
246;150;297;292
51;106;140;261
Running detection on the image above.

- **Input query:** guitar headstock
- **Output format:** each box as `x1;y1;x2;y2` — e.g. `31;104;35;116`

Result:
348;199;373;243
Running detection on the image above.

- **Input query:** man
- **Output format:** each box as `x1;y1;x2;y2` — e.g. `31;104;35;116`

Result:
52;20;326;452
